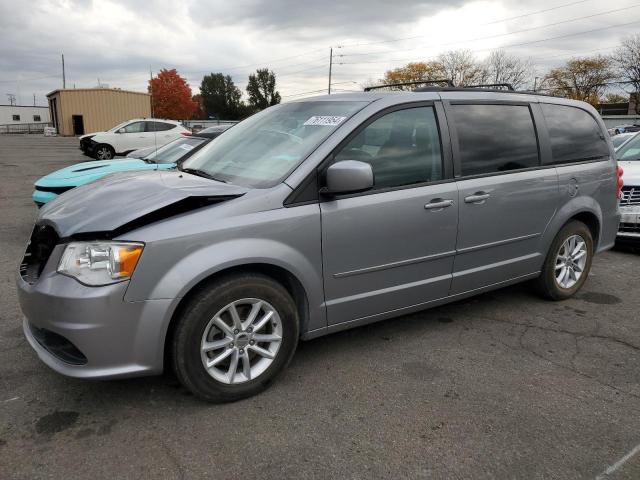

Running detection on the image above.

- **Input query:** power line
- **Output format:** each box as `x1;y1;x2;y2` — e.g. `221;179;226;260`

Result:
0;74;60;83
336;0;592;49
337;5;640;59
336;19;640;66
281;88;329;99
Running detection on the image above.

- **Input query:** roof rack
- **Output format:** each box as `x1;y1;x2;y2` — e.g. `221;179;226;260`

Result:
463;83;515;91
364;79;454;92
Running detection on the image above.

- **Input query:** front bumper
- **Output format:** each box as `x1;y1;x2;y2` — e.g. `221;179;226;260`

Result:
79;137;95;155
32;189;57;206
17;248;175;379
617;205;640;241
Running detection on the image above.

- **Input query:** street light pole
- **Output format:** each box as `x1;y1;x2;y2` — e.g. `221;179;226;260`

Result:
328;47;333;95
62;54;66;89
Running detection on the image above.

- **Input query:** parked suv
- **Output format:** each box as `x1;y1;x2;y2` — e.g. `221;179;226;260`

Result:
17;88;621;402
83;119;190;159
615;132;640;241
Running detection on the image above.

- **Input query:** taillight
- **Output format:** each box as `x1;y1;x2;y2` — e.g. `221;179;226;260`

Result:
616;164;624;198
181;132;191;137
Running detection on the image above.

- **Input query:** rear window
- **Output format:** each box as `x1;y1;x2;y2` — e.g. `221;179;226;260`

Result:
541;104;609;164
450;104;539;176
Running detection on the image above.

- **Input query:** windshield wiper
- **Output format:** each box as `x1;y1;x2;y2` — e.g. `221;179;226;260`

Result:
180;167;228;183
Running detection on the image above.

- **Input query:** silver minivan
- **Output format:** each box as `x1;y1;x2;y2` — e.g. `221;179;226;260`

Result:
17;87;622;401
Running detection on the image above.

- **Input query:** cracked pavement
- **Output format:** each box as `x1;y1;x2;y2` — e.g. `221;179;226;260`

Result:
1;136;639;479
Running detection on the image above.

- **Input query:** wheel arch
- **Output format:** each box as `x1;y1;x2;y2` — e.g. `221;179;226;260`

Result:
568;210;600;249
543;195;603;255
162;262;310;372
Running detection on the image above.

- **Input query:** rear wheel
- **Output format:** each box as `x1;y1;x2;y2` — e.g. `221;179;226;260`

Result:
535;220;593;300
172;273;299;402
94;144;114;160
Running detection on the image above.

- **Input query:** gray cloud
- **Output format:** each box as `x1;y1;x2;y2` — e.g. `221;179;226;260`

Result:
186;0;464;32
0;0;638;106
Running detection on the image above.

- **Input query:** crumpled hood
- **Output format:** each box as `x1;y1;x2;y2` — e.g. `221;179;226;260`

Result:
619;161;640;186
39;170;247;237
35;159;154;186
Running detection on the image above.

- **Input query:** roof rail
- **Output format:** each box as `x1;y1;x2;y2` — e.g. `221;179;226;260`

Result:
364;79;454;92
462;83;515;91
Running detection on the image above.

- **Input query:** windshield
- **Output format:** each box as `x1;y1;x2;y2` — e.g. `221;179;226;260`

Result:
612;134;633;149
108;121;131;133
144;136;207;164
616;133;640;161
181;101;368;188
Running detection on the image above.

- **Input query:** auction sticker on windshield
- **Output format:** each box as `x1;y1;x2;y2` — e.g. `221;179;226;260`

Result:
303;116;346;126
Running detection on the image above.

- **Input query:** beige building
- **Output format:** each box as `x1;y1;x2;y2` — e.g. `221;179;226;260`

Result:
46;88;151;136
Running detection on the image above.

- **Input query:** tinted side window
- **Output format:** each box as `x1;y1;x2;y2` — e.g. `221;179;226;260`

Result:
146;121;175;132
451;104;539;176
541;104;609;164
334;106;443;189
123;121;145;133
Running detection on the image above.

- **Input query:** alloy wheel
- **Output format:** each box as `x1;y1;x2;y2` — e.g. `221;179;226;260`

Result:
554;234;588;289
200;298;283;384
96;147;111;159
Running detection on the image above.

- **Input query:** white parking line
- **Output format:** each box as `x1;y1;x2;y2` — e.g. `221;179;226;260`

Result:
596;443;640;479
1;396;19;403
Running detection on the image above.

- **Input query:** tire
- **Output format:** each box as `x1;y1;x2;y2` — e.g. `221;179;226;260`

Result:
535;220;594;300
93;144;114;160
172;273;299;402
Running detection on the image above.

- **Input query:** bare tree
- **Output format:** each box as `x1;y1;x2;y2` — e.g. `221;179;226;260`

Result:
435;50;483;86
479;50;534;90
611;34;640;112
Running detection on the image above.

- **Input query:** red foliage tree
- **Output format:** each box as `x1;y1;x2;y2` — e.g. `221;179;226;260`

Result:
148;69;198;120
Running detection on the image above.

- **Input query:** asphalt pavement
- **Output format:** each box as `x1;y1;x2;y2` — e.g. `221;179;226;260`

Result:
1;135;639;479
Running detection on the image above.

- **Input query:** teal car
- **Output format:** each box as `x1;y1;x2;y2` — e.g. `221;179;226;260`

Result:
32;133;218;206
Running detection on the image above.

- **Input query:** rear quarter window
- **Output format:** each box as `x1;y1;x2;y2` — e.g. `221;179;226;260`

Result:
541;104;609;164
450;103;539;176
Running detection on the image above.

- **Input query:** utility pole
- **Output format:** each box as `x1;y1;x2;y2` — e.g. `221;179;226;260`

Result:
328;47;333;95
533;76;540;93
149;68;154;118
33;93;36;106
62;54;66;89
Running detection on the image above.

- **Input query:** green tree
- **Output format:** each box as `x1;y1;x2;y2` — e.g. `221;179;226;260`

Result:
200;73;243;120
246;68;281;110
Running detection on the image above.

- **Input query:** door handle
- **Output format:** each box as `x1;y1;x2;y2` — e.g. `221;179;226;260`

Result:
424;199;454;210
464;192;490;204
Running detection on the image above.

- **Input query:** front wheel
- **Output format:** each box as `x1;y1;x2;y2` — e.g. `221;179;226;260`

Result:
172;273;299;402
93;144;114;160
535;220;593;300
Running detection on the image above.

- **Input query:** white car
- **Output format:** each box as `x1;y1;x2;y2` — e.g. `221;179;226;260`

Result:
81;119;191;160
616;133;640;242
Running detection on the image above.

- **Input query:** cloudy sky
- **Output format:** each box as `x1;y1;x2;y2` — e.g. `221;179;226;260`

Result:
0;0;638;106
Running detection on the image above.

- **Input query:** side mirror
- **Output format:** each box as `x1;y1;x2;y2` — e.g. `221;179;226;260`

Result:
322;160;373;195
117;128;125;134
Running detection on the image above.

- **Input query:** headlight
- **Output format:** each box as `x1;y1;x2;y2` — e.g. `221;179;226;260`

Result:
58;241;144;286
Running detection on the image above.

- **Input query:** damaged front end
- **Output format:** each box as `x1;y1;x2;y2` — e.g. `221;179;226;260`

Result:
37;169;247;239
